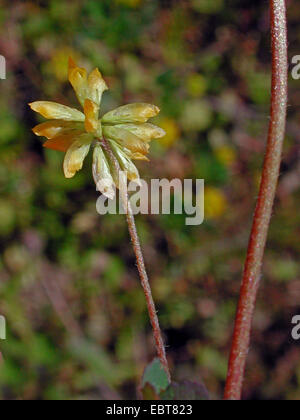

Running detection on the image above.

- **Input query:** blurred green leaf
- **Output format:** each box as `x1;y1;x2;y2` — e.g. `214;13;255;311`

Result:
142;358;169;397
161;380;210;400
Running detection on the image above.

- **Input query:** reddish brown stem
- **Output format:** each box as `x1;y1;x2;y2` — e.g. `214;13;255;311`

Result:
100;137;171;383
224;0;288;400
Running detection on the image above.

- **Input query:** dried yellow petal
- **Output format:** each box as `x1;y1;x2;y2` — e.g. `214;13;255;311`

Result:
29;101;85;122
33;120;84;139
109;140;141;184
68;58;108;107
112;123;166;142
87;68;108;106
123;150;150;161
84;99;99;134
68;58;88;107
63;137;92;178
43;133;81;152
102;103;160;125
103;125;149;155
92;144;115;199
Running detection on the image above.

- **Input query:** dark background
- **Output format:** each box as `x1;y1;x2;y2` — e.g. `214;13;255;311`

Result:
0;0;300;400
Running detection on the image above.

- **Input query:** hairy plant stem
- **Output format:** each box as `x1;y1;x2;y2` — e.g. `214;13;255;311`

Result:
100;137;171;383
224;0;288;400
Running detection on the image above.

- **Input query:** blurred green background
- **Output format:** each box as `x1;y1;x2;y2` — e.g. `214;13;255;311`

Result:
0;0;300;400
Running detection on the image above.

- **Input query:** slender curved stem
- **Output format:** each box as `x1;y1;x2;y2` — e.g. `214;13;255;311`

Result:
100;137;171;383
224;0;288;400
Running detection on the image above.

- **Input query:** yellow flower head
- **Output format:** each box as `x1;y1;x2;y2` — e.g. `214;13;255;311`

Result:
29;58;165;199
204;186;227;220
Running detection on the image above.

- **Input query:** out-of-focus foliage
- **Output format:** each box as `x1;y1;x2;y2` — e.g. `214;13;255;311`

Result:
142;358;169;397
0;0;300;400
141;357;209;400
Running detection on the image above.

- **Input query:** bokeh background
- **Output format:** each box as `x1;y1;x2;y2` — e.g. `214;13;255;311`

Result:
0;0;300;400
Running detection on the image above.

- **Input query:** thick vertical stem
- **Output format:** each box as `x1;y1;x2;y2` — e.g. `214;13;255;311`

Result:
224;0;288;400
100;137;171;383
